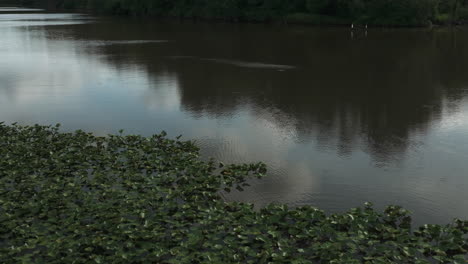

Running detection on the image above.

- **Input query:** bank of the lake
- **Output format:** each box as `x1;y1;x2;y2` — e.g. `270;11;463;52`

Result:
0;123;467;263
26;0;468;27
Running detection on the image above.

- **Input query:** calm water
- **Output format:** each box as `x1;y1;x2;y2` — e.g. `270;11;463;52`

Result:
1;8;467;225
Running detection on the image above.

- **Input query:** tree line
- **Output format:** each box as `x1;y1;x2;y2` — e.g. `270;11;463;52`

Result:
31;0;468;26
0;0;35;5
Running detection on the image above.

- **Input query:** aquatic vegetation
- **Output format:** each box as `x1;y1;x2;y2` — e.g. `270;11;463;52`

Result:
0;123;466;263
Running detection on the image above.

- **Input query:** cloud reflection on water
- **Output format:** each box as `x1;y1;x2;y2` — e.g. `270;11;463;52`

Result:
1;13;468;224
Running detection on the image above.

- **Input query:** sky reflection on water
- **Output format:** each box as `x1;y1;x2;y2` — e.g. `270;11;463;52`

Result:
1;11;467;225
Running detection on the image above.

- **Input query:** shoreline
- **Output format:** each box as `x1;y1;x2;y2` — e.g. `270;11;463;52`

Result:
7;5;468;29
16;0;468;28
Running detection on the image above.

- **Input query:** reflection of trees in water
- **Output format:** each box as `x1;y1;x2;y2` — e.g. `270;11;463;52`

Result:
64;21;468;162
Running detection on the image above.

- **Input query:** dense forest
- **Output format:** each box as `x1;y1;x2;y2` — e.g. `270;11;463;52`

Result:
0;0;34;5
23;0;468;26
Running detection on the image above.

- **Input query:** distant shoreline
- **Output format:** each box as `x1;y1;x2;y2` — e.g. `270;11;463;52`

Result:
8;7;468;29
19;0;468;28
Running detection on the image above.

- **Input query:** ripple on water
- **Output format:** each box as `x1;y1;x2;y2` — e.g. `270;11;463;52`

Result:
0;8;44;12
168;56;296;70
0;13;92;27
81;40;171;46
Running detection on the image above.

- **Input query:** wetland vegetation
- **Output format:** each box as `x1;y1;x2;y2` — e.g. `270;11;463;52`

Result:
0;123;467;263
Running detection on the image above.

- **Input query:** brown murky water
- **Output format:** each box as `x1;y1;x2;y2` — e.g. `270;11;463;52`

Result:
1;8;467;225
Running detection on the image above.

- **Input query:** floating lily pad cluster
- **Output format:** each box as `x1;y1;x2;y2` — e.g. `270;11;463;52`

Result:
0;123;467;263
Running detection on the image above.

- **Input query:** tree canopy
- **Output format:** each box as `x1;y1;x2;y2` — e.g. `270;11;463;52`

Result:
29;0;468;26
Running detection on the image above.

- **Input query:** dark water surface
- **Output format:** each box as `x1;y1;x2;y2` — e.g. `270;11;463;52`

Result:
1;8;467;225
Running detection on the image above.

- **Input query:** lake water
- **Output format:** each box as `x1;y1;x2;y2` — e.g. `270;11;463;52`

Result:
1;8;467;225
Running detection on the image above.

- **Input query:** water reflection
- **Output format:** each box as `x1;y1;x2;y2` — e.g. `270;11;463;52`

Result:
0;13;91;27
0;7;43;12
1;12;467;224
